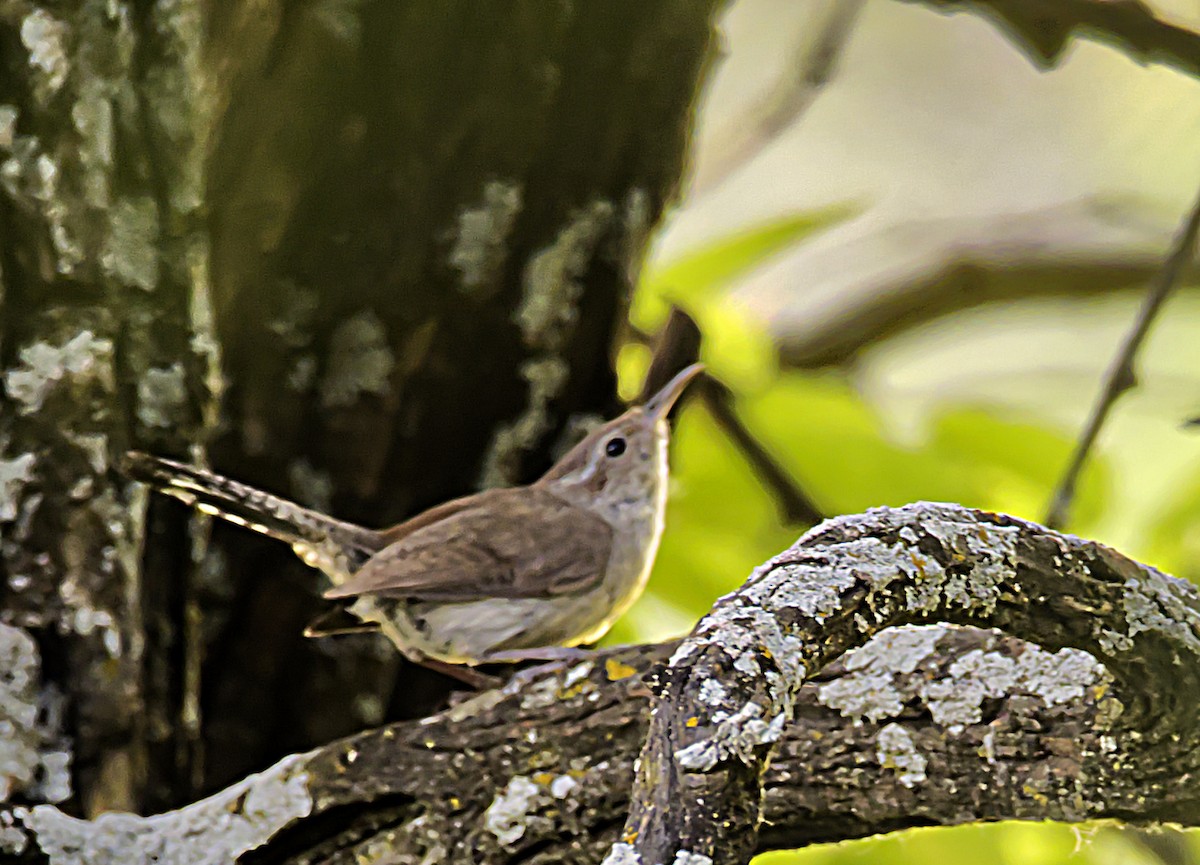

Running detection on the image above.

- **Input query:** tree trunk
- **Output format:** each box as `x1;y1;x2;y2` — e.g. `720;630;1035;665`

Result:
0;0;721;818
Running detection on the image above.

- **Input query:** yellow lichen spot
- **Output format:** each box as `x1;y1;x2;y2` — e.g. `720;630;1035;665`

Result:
1021;784;1050;805
605;658;637;680
622;829;639;844
685;716;699;728
533;772;555;785
449;796;461;809
811;730;823;740
557;680;594;700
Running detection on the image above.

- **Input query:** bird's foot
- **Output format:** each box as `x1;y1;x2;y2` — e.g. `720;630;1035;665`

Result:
418;658;502;690
481;646;593;664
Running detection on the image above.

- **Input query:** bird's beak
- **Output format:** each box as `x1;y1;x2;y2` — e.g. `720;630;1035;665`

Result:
644;363;705;422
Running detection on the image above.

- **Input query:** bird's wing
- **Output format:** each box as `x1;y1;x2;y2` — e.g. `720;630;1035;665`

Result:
323;487;613;602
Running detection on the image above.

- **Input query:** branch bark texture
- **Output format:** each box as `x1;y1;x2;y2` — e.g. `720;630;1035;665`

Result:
615;502;1200;865
4;504;1198;864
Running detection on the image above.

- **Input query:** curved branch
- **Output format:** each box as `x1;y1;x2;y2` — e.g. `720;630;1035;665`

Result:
617;502;1200;865
5;504;1200;864
905;0;1200;78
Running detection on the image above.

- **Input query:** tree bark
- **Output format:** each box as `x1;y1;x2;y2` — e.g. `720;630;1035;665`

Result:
3;504;1196;864
0;0;722;817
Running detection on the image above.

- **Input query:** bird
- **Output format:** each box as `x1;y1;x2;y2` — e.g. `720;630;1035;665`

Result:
123;364;703;682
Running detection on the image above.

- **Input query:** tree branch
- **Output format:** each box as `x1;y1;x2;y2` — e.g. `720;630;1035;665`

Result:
766;198;1192;370
905;0;1200;78
617;502;1200;864
692;0;866;196
1045;177;1200;528
6;505;1200;863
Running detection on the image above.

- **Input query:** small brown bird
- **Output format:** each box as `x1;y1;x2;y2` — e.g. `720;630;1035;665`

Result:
124;364;703;679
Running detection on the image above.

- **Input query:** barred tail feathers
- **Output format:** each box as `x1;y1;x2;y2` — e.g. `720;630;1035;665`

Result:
122;452;383;579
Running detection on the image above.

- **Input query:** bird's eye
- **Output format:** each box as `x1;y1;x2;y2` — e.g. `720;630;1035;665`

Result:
605;437;627;457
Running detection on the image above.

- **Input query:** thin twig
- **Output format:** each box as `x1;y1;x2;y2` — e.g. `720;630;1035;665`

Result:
691;0;865;196
1045;179;1200;528
904;0;1200;80
699;374;825;526
641;306;824;526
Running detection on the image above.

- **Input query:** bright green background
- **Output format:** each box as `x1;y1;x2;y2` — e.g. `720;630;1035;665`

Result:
607;210;1200;864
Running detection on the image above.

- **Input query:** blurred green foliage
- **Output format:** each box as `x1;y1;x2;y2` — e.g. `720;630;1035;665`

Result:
606;210;1200;864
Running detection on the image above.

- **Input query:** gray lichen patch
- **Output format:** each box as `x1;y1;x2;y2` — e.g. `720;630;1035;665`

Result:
671;852;714;865
848;625;946;675
817;626;946;723
0;809;27;854
1118;572;1200;659
4;331;114;414
0;453;37;523
483;775;542;846
1009;645;1106;708
516;200;614;349
0;625;44;801
0;624;71;805
816;624;1107;735
56;570;122;658
674;700;787;771
0;106;17;149
450;180;523;293
513;659;597;712
698;678;727;707
0;141;83;274
101;197;161;291
816;670;903;724
876;723;927;788
20;10;70;96
19;752;313;864
601;843;642;865
478;355;569;488
136;364;187;429
744;559;857;623
476;198;618;488
71;83;114;208
320;311;395;408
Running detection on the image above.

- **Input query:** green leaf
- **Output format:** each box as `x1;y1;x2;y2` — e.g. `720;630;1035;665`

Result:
637;203;861;319
752;822;1160;865
1143;464;1200;587
741;373;1107;527
623;204;861;392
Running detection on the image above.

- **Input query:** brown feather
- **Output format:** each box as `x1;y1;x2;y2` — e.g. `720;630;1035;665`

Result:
324;487;613;602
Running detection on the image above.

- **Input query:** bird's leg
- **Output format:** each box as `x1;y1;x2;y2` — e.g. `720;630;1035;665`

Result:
419;658;502;690
475;646;600;693
479;646;594;664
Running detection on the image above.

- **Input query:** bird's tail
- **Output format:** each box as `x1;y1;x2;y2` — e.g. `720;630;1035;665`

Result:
122;451;383;581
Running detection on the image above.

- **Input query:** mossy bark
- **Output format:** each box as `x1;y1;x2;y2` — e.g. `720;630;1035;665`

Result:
0;0;722;816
